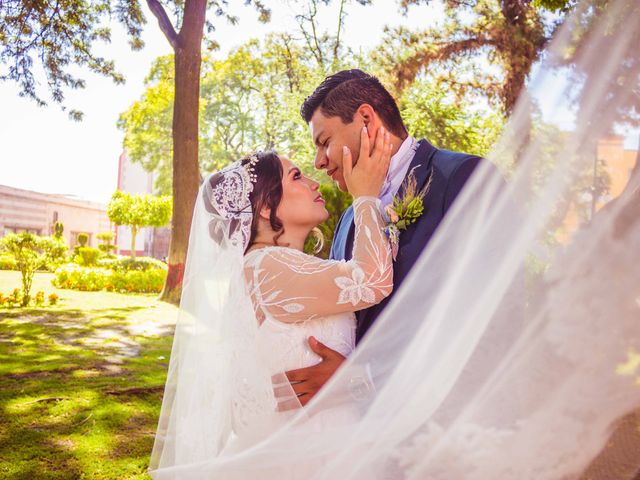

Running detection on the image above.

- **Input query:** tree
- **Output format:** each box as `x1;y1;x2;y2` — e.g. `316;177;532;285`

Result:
117;55;176;194
0;233;48;306
0;1;145;120
107;191;172;259
377;0;557;116
119;34;332;195
291;0;371;72
145;0;270;303
400;78;504;156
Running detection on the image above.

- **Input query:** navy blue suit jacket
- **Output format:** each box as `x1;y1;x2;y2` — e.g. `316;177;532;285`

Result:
330;139;485;344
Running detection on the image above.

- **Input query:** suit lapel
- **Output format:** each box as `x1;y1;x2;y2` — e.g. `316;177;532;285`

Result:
393;139;438;254
338;139;438;261
403;139;438;197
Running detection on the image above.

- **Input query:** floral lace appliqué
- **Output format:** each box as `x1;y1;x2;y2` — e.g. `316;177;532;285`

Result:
335;268;376;306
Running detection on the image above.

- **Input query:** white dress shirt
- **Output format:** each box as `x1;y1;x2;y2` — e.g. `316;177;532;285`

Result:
378;135;419;212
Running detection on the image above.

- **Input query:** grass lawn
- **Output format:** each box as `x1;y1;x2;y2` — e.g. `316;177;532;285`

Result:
0;270;177;479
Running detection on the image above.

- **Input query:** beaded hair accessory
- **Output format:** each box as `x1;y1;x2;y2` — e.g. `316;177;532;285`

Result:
203;153;260;251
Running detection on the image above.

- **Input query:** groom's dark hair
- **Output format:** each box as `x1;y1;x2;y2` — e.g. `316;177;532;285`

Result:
300;69;408;138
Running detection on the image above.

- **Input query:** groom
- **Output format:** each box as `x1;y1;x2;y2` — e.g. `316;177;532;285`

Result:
286;69;489;405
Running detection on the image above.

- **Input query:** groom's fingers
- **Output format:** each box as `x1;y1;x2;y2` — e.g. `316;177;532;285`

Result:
285;365;313;383
308;336;337;360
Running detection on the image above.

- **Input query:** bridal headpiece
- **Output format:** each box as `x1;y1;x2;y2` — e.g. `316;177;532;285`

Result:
203;153;260;250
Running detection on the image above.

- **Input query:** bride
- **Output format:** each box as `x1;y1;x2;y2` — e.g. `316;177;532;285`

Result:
150;0;640;477
150;128;395;478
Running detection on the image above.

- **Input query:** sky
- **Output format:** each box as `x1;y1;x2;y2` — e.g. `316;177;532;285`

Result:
0;1;441;204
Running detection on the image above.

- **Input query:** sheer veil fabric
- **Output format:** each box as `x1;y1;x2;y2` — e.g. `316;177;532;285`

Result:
150;0;640;477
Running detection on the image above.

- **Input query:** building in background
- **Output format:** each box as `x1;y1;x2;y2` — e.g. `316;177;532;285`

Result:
115;152;170;260
596;135;638;203
0;184;112;247
560;135;638;240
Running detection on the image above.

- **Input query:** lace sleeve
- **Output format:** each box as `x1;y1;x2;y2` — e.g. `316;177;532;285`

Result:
244;196;393;323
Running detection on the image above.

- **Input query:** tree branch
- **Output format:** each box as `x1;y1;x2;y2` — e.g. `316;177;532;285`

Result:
146;0;178;49
393;36;494;91
333;0;346;65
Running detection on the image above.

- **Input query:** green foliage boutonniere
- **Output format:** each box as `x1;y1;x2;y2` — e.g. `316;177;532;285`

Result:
383;169;432;260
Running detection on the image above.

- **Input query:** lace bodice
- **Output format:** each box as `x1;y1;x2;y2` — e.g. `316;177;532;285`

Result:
245;197;393;321
244;196;393;372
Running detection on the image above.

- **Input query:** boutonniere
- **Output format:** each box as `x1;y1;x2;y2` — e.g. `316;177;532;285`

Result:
383;169;432;260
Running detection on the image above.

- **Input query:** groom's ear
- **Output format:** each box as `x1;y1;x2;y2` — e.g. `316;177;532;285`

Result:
356;103;379;137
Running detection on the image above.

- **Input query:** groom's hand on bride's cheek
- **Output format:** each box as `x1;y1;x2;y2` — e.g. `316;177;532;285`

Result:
283;336;345;407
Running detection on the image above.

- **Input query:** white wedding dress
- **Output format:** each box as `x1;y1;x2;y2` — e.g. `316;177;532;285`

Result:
243;196;391;398
225;196;393;479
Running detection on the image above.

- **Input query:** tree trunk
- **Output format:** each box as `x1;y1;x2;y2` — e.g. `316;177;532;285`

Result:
500;0;545;115
130;225;137;259
159;0;206;305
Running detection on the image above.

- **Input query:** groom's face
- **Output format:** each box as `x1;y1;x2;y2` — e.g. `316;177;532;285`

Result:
309;109;365;192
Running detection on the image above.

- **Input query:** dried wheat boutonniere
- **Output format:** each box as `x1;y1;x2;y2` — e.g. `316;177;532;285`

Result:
383;168;432;260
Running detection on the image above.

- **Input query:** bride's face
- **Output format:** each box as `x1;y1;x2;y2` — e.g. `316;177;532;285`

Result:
276;157;329;230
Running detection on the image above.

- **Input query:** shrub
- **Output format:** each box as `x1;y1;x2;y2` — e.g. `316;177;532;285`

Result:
96;257;118;269
96;256;166;272
72;232;90;257
77;233;89;247
74;246;102;266
0;254;17;270
53;222;64;238
48;293;59;305
113;256;167;272
96;231;114;243
7;288;22;307
96;232;117;257
34;291;45;306
53;265;109;291
106;269;166;293
53;265;166;293
40;236;69;271
0;289;58;308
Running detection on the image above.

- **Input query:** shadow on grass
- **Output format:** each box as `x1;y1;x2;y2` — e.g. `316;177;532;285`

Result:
0;299;173;479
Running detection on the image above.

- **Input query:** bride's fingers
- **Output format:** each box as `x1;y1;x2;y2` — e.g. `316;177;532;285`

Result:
342;145;353;183
358;125;369;164
372;126;385;161
371;132;391;179
380;140;393;175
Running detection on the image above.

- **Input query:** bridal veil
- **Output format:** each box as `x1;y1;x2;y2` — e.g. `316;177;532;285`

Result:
151;0;640;477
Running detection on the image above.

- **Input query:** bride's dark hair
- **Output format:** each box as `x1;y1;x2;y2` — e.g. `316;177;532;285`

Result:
242;150;285;252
